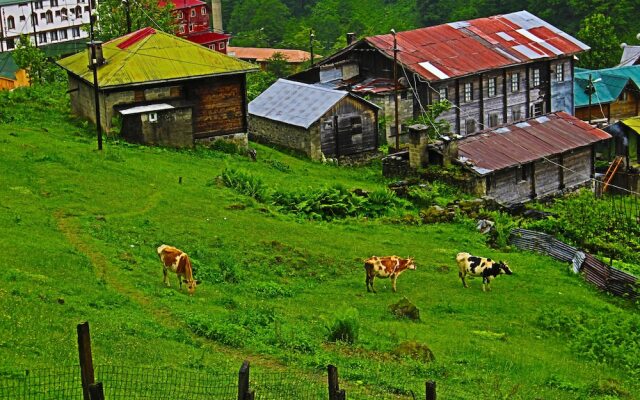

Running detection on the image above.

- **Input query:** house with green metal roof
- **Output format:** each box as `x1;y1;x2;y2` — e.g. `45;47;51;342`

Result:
56;27;258;147
0;52;29;90
574;65;640;125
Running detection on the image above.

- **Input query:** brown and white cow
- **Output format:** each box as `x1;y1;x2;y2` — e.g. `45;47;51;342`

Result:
456;252;512;291
157;245;199;295
364;256;416;293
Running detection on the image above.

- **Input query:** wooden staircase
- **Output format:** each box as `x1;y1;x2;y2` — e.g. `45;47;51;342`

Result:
602;156;624;192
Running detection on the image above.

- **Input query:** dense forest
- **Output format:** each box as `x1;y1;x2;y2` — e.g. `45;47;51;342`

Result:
221;0;640;69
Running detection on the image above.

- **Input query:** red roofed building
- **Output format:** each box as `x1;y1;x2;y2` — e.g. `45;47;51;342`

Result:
159;0;229;53
293;11;590;142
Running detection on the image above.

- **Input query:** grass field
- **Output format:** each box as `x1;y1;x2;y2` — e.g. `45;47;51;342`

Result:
0;84;639;399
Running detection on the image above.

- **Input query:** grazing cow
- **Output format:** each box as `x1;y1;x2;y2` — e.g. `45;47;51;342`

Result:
364;256;416;293
157;245;199;295
456;252;512;291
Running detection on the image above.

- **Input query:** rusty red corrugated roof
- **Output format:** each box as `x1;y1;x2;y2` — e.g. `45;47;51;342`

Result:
366;11;588;81
457;112;611;175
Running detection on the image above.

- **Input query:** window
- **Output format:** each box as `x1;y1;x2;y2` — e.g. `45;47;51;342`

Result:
463;82;473;102
20;15;26;21
438;87;447;101
488;77;496;97
148;112;158;123
517;164;531;182
7;16;15;29
40;12;46;19
532;68;540;87
201;6;206;14
38;32;47;43
50;0;58;6
59;29;68;39
31;13;38;26
179;25;185;34
511;107;522;122
488;112;500;128
350;115;363;135
34;1;43;9
531;102;544;117
84;6;89;12
190;9;196;17
400;90;408;100
188;24;193;32
50;30;58;41
218;41;226;50
177;11;183;19
511;73;519;92
60;8;67;19
55;10;60;16
555;63;564;82
46;10;53;23
72;27;80;37
6;38;15;49
75;6;82;18
465;118;476;134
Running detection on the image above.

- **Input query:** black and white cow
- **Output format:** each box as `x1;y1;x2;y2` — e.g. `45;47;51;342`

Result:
456;252;512;291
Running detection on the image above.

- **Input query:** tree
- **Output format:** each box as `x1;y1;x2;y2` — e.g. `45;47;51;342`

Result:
228;0;291;47
265;52;292;78
12;35;48;84
94;0;176;42
576;13;621;69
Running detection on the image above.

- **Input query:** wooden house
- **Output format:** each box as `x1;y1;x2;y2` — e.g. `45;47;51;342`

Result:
248;79;379;161
574;66;640;125
427;112;611;205
292;11;589;143
227;47;313;73
0;52;29;90
56;28;257;147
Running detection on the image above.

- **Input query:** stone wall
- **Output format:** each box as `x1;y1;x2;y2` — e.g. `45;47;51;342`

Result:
248;115;320;159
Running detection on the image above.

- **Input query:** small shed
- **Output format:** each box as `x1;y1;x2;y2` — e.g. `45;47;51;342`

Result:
118;103;193;147
248;79;379;161
430;112;612;205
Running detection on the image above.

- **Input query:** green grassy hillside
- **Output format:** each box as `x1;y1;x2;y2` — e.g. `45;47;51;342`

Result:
1;85;639;399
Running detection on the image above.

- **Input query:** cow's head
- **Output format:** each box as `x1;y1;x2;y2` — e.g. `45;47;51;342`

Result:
498;261;512;275
405;257;416;270
183;279;199;295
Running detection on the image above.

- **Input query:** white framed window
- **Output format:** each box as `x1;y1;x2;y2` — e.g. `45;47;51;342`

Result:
46;10;53;23
511;73;519;92
6;38;15;49
463;82;473;102
556;63;564;82
72;27;80;37
38;32;47;43
177;11;183;19
218;42;226;50
619;90;629;102
50;31;58;41
7;16;15;29
188;24;193;32
532;68;540;87
179;25;185;34
201;6;206;14
59;29;68;39
50;0;58;6
75;6;82;18
34;1;43;9
148;112;158;123
31;13;38;25
438;87;447;101
488;77;496;97
190;9;196;17
531;102;544;117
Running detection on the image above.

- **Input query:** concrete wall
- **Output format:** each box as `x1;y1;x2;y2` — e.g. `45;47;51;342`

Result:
121;107;193;148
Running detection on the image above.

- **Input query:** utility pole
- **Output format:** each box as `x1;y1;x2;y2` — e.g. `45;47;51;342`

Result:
309;29;315;67
586;73;595;124
89;12;102;150
123;0;132;34
391;28;400;152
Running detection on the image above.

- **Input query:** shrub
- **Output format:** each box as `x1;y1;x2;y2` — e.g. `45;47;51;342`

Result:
253;281;292;298
186;314;246;348
220;168;269;202
210;140;239;155
325;308;360;344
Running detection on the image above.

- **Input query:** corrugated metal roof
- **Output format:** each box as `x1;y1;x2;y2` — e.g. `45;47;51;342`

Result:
188;31;230;45
365;11;588;81
574;65;640;107
227;47;312;63
56;28;257;89
457;112;611;175
248;79;377;129
618;45;640;67
621;116;640;133
120;104;174;115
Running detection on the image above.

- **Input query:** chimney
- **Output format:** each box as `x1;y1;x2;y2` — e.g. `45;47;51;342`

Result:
346;32;356;45
87;41;105;68
211;0;223;33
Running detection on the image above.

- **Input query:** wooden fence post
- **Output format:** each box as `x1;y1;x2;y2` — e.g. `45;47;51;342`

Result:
426;380;436;400
238;360;254;400
88;382;105;400
327;365;345;400
77;322;95;400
